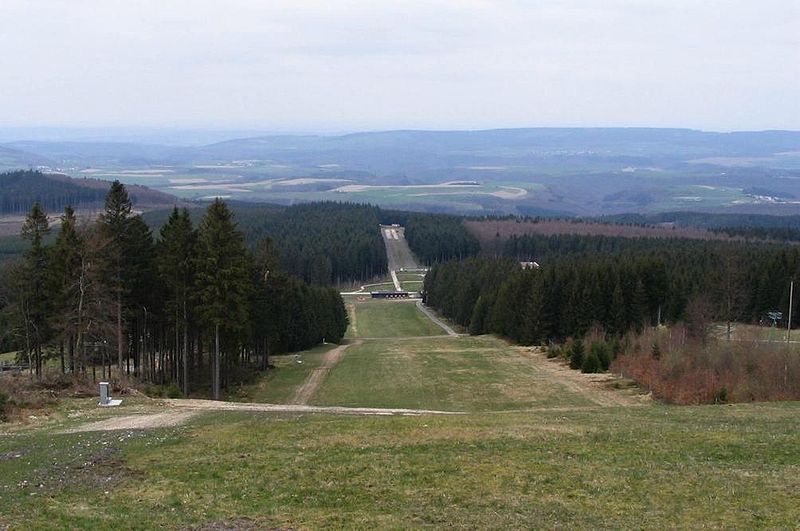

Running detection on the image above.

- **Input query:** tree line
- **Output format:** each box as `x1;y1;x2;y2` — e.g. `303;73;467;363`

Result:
1;182;347;398
402;213;480;264
0;170;107;215
423;240;800;345
144;202;388;286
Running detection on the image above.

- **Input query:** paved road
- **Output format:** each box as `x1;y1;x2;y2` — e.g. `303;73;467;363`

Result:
381;225;420;271
416;300;459;336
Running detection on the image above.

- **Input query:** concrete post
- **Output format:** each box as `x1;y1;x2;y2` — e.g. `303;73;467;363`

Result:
99;382;110;406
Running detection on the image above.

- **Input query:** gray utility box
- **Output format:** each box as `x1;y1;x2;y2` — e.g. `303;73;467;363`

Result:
99;382;122;407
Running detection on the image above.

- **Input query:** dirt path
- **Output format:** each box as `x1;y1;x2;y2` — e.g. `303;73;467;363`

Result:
63;411;200;433
168;399;460;416
64;399;463;432
291;341;358;405
516;347;649;407
347;304;358;337
416;301;459;336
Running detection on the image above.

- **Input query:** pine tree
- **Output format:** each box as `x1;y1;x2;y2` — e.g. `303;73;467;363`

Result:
157;207;196;394
19;203;52;377
50;206;83;373
195;199;251;399
97;180;133;377
123;216;156;377
581;350;601;373
569;338;585;370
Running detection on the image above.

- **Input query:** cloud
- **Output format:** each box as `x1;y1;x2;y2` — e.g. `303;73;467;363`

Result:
0;0;797;130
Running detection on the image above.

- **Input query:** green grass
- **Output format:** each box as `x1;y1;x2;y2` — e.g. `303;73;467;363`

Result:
3;298;800;528
226;344;337;403
400;280;424;291
359;281;396;292
2;403;799;528
313;336;595;411
396;272;425;282
720;323;800;344
346;300;446;339
0;351;18;363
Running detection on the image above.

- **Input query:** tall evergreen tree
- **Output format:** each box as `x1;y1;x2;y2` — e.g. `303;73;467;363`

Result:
97;180;133;376
157;207;196;393
50;206;83;373
19;203;52;377
195;200;251;399
123;215;156;377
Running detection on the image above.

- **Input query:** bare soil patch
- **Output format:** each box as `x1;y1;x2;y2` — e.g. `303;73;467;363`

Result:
291;342;355;405
64;411;199;433
516;347;649;407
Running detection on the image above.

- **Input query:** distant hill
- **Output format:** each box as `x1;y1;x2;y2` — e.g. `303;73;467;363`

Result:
0;170;179;216
7;128;800;170
3;127;799;216
0;145;52;168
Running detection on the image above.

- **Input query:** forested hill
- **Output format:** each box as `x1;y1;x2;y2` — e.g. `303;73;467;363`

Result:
0;170;107;215
601;211;800;242
0;170;177;215
235;202;387;285
145;202;388;285
424;240;800;344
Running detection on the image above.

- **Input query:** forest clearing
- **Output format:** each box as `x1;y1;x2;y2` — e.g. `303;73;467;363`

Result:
2;190;800;528
2;293;800;529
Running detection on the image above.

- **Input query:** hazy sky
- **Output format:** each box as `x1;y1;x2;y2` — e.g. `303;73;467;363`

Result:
1;0;798;132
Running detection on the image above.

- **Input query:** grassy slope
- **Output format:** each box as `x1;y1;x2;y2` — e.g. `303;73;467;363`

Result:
1;404;799;528
2;294;800;528
346;300;446;339
227;344;336;404
313;336;594;411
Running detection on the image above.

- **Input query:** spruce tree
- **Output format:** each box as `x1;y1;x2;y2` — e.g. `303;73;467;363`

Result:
569;338;585;370
195;199;251;399
157;207;196;394
97;180;133;376
19;203;52;377
50;206;83;373
123;216;156;377
581;350;601;373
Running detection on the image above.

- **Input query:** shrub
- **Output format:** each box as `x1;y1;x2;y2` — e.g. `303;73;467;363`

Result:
546;345;560;359
651;342;661;360
612;326;800;404
591;341;611;371
165;383;183;399
582;351;601;373
569;339;585;370
713;388;728;404
0;391;8;422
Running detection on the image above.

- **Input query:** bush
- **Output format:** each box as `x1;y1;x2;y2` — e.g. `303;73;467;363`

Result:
612;326;800;404
713;388;728;404
165;383;183;399
651;342;661;360
569;339;585;370
582;351;601;373
546;345;561;359
591;341;611;371
0;391;8;422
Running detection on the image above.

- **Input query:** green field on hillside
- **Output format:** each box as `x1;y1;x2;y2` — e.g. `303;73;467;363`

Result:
1;403;799;529
229;344;337;403
2;281;799;529
346;300;446;339
313;336;596;411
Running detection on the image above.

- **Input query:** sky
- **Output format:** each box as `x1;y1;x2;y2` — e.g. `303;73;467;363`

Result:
0;0;798;133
